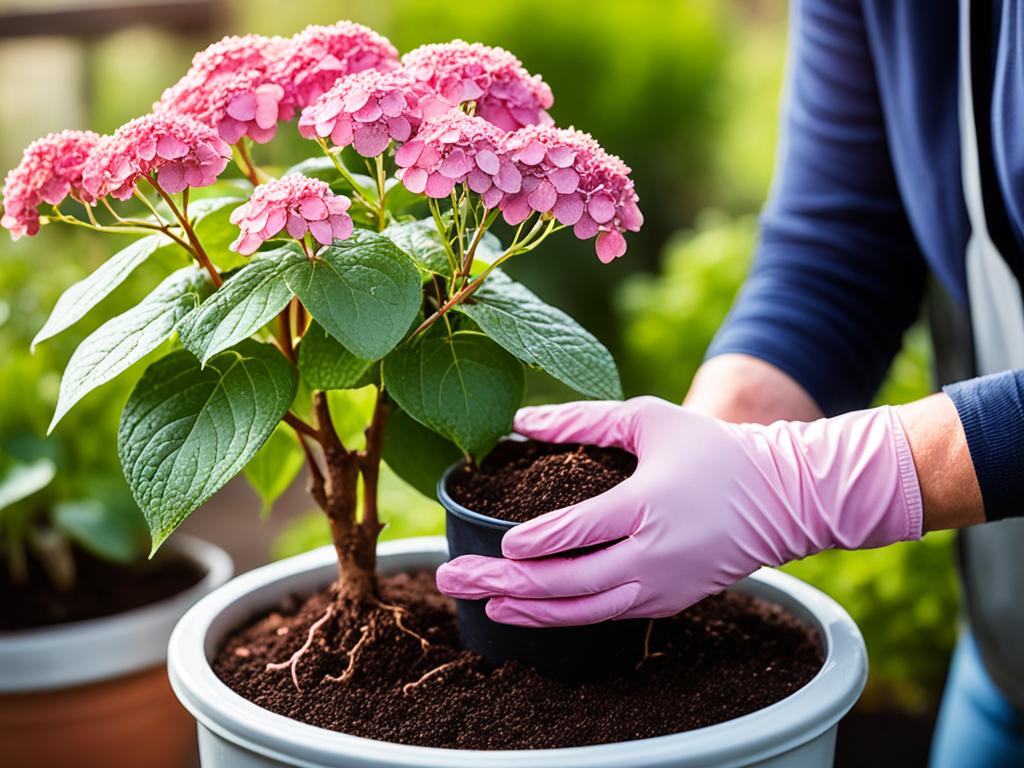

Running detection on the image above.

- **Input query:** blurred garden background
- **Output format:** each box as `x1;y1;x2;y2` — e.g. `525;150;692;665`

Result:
0;0;955;762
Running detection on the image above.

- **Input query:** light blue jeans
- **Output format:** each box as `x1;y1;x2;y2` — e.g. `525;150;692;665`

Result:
930;632;1024;767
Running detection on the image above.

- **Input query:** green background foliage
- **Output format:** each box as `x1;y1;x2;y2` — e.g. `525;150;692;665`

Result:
0;0;956;712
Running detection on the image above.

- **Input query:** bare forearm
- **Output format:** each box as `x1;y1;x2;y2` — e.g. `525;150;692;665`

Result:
685;354;984;533
684;353;824;424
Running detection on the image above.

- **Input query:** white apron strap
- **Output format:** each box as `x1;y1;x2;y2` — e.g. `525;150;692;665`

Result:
959;0;1024;373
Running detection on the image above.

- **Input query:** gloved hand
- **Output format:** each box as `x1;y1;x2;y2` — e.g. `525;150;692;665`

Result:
436;396;923;627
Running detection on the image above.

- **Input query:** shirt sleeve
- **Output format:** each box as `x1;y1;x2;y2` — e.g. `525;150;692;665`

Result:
706;0;928;415
944;372;1024;521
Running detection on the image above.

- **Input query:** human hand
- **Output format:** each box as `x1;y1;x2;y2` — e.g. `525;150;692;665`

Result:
436;396;922;627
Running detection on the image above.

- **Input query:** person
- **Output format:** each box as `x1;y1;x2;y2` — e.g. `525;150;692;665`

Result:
435;2;1024;765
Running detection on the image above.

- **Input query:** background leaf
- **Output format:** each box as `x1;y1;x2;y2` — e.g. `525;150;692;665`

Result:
52;497;149;564
284;229;421;360
118;339;297;552
243;422;306;517
49;267;210;431
383;331;525;456
31;234;170;350
297;321;374;390
459;269;623;399
0;457;56;512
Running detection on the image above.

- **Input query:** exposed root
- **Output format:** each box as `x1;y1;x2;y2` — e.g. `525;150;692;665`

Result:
402;658;469;695
375;599;430;652
265;605;335;692
636;619;666;671
325;624;371;684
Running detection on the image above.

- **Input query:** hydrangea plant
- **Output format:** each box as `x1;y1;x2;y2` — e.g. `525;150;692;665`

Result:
2;22;640;673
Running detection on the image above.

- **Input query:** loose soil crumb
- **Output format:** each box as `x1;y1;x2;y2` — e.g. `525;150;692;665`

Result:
447;439;638;522
2;545;204;631
214;572;824;749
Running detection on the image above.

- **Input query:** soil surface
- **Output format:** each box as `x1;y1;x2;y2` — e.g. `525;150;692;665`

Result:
214;572;824;749
446;439;638;522
2;545;204;631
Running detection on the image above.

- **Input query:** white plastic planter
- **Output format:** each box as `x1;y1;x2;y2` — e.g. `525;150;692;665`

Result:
169;536;866;768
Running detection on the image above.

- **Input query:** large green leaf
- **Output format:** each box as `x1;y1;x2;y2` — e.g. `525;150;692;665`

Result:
32;234;171;350
383;332;524;456
458;270;622;400
297;321;374;390
243;422;306;517
178;249;300;363
49;267;211;431
382;219;451;277
118;339;297;552
382;406;462;498
284;230;421;361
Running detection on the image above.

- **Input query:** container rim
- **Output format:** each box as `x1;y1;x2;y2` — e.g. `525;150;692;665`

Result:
0;533;233;692
437;459;518;532
168;536;867;768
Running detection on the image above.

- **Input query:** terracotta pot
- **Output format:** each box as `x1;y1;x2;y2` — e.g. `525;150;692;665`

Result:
0;534;232;768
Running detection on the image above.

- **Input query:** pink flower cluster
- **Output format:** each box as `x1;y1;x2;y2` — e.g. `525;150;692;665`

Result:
395;119;642;262
229;174;352;255
1;130;100;239
395;112;520;205
82;114;231;201
155;35;291;144
156;25;397;145
401;41;553;131
276;22;398;109
503;126;642;262
298;69;433;157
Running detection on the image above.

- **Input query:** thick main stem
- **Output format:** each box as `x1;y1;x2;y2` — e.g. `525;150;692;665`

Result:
312;391;381;606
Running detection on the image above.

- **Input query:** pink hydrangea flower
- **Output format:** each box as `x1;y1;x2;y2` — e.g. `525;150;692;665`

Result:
81;114;231;201
155;34;293;144
502;125;642;263
276;22;398;109
401;41;553;131
1;130;100;240
298;68;429;157
229;174;352;255
395;111;520;205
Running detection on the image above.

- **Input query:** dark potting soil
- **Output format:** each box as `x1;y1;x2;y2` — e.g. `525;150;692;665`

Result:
446;439;638;522
214;572;824;749
1;545;204;631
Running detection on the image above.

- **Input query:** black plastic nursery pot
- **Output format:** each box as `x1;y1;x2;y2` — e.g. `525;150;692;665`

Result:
438;457;647;681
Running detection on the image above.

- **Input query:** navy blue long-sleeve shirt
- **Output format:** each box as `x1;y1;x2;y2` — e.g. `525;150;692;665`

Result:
708;0;1024;521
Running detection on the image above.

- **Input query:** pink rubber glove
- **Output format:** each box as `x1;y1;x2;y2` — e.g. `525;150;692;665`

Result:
436;396;923;627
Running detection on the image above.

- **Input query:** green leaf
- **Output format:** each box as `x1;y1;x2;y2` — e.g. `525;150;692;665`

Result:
458;270;623;400
118;339;297;552
178;248;300;363
32;234;170;350
52;499;148;564
382;219;451;277
186;196;244;225
0;458;56;512
383;177;425;214
243;423;305;517
297;321;374;390
382;406;462;498
50;267;211;431
284;229;421;360
383;332;525;456
187;196;248;272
